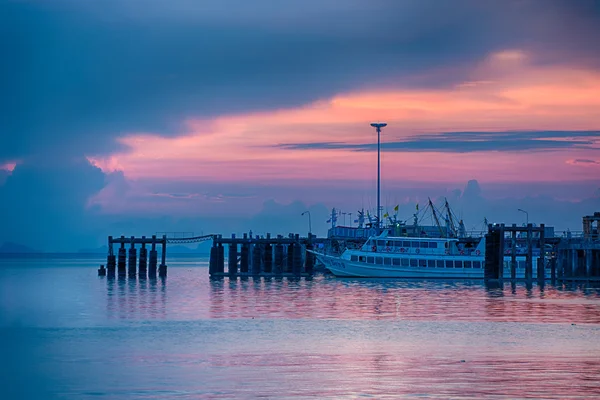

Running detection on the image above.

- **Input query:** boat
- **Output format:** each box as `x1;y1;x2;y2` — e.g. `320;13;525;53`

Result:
310;231;547;279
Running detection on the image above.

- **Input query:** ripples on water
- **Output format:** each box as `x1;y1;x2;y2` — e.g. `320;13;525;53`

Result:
1;256;599;399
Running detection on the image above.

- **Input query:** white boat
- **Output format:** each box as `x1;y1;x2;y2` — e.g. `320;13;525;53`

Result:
311;231;547;279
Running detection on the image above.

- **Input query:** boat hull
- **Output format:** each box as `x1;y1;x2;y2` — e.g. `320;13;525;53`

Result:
311;251;546;279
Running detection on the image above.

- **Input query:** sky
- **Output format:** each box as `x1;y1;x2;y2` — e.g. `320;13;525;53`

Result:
1;0;600;251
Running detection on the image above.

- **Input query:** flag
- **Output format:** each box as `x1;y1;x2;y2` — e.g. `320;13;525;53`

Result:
326;218;331;223
383;212;389;218
416;203;419;211
394;204;399;212
354;219;359;223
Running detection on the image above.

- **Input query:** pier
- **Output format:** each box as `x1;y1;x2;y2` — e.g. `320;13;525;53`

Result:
98;234;214;278
555;212;600;281
208;233;323;278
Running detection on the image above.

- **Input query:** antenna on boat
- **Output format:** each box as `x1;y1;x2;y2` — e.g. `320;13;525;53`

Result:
370;122;387;232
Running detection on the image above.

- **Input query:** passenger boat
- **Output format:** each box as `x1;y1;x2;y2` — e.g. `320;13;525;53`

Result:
311;232;546;279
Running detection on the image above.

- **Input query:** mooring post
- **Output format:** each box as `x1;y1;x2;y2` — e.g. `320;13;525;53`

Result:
228;234;238;277
252;241;262;275
128;236;137;277
217;238;225;274
107;236;116;277
209;238;217;275
118;236;127;276
139;238;147;277
537;224;545;283
159;235;167;277
240;233;249;274
149;235;158;277
511;225;517;280
550;257;557;285
274;235;284;275
525;223;533;282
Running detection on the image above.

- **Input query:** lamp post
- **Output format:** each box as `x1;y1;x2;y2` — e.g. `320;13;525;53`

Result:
301;211;312;234
370;122;387;230
518;208;529;225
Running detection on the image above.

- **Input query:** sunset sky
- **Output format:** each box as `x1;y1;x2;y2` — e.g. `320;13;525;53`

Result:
1;0;599;250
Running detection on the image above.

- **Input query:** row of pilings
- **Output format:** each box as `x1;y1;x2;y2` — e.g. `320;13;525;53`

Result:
484;223;600;284
484;223;549;283
98;235;168;278
209;233;319;277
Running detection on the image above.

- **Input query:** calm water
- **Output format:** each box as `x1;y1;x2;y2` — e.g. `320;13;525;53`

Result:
1;256;599;399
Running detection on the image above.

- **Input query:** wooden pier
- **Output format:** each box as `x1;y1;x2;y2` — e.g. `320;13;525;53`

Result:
484;223;548;283
98;235;168;278
209;233;323;278
555;212;600;281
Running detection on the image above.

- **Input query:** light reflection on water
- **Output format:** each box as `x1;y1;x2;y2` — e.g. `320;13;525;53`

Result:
1;257;600;399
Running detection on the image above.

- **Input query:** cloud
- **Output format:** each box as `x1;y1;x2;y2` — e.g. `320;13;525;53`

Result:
0;157;106;251
567;158;600;166
277;130;600;153
2;0;600;162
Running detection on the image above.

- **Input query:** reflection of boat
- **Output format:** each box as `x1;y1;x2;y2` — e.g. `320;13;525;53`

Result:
311;232;546;279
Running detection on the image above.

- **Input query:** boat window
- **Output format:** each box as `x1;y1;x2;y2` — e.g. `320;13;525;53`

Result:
473;261;481;268
401;258;409;267
444;242;449;248
420;242;429;248
384;257;391;266
445;260;453;268
429;242;438;249
437;260;444;268
393;241;401;248
385;241;393;247
375;257;383;265
393;258;401;266
367;256;374;264
403;241;411;247
428;260;436;268
518;261;525;269
419;259;427;267
464;260;472;268
377;240;386;247
359;256;366;262
455;260;463;268
411;241;420;248
410;259;418;267
351;255;358;262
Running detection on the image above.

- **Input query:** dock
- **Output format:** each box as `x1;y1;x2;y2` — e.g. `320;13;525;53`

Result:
208;233;324;278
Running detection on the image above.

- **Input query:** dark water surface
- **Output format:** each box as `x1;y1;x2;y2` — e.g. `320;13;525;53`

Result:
1;256;599;399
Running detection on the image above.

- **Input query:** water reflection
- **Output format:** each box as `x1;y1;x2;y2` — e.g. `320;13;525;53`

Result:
201;276;600;323
106;275;167;319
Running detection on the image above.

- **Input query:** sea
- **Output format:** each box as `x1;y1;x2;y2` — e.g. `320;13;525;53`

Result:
1;254;599;399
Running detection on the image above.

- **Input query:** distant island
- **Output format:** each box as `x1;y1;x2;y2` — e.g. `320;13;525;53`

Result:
0;242;37;253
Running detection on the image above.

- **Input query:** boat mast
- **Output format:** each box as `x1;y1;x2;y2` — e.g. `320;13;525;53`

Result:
428;197;445;237
444;198;457;236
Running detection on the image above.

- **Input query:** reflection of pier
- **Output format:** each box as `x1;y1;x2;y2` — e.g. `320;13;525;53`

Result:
209;233;324;278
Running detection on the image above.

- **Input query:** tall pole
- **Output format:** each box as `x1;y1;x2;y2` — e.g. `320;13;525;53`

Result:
302;211;312;234
371;123;387;230
518;208;529;225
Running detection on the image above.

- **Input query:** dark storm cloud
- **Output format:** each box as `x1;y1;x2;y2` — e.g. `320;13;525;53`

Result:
2;0;600;161
277;130;600;153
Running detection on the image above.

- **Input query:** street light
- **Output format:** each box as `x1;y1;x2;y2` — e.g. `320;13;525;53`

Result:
301;211;312;234
518;208;529;225
370;122;387;230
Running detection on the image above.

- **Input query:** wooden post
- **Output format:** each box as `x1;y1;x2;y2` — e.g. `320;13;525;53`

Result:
228;236;238;277
537;224;545;282
139;238;147;277
128;236;137;277
118;237;126;276
149;235;158;277
511;225;517;280
525;224;533;282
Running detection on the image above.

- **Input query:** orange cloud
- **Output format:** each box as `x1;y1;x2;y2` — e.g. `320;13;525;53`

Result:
89;50;600;185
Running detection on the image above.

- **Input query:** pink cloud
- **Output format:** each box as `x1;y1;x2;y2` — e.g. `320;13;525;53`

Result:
0;162;17;172
88;50;600;188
